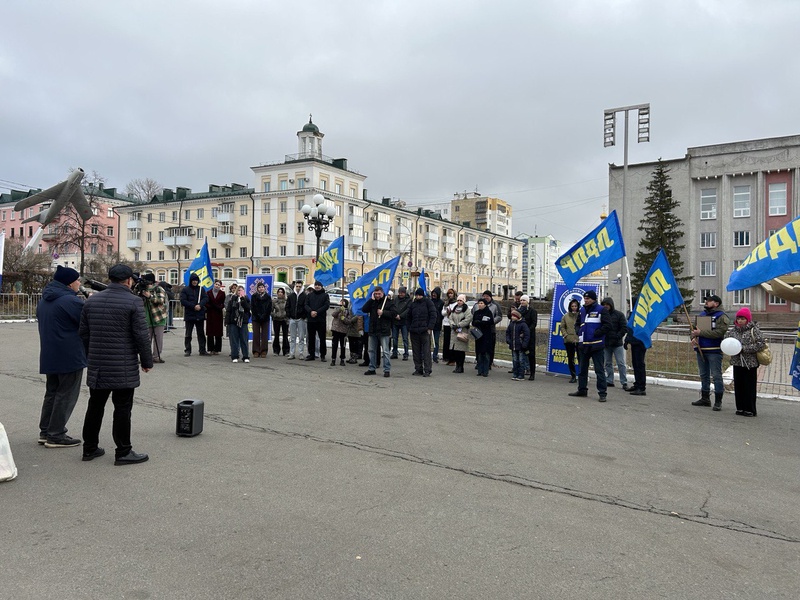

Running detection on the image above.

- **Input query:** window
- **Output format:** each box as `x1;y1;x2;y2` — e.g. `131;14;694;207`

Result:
297;178;305;189
769;293;787;305
90;243;98;254
107;226;114;236
212;207;219;217
731;185;752;218
263;202;270;213
91;224;99;235
733;289;750;305
280;201;287;213
700;232;716;248
700;189;717;220
240;205;248;216
159;212;165;223
185;210;190;220
107;208;114;218
280;245;287;256
296;199;304;211
210;248;216;259
280;223;287;235
297;245;304;255
147;213;152;223
146;251;152;261
700;261;716;276
294;267;306;281
240;247;247;258
238;268;248;279
769;183;787;216
297;222;304;234
184;250;190;260
211;227;218;237
134;251;139;261
158;251;165;260
733;260;744;270
107;244;113;255
240;225;248;236
171;250;177;259
263;246;270;256
263;182;271;193
172;211;178;222
335;183;342;194
280;180;288;191
196;228;204;239
223;268;233;279
146;232;152;242
195;208;202;219
320;179;327;191
700;289;716;300
263;224;270;235
733;231;750;247
224;248;231;258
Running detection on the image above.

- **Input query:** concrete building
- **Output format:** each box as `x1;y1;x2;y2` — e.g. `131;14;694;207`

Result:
115;118;523;296
516;233;561;298
608;134;800;316
450;192;512;236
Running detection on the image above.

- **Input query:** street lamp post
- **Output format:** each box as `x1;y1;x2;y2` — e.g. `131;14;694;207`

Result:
604;102;650;310
301;193;337;262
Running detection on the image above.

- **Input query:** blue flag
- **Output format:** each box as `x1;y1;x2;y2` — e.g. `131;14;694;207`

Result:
791;320;800;392
418;268;428;296
627;249;684;348
314;235;344;287
556;210;626;289
347;255;401;317
727;215;800;291
183;239;214;290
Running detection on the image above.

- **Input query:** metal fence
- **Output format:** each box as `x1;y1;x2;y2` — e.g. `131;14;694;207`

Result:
3;294;797;398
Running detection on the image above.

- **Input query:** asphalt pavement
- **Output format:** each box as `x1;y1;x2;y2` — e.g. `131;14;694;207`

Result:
1;322;799;599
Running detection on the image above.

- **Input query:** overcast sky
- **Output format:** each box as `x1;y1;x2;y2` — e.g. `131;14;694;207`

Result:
2;0;799;247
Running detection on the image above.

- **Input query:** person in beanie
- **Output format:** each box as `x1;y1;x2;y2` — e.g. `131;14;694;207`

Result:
407;287;437;377
286;280;307;359
361;287;397;377
250;282;273;358
330;298;354;366
506;309;531;381
475;290;502;367
80;264;153;465
271;287;290;356
205;280;226;355
304;281;330;361
518;295;538;380
140;273;167;363
179;273;208;356
471;298;495;377
569;290;612;402
391;286;411;360
723;307;766;417
36;266;86;448
691;294;729;411
430;287;444;364
600;297;629;389
226;285;251;363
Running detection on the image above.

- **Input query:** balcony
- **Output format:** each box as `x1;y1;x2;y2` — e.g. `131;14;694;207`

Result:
423;231;439;243
126;219;142;230
372;238;391;251
346;235;363;247
422;244;438;258
442;250;456;260
217;233;235;246
499;256;508;267
346;213;363;227
442;235;456;246
163;235;193;248
478;254;490;266
216;212;234;223
126;239;142;250
464;252;477;264
464;240;477;251
371;220;391;232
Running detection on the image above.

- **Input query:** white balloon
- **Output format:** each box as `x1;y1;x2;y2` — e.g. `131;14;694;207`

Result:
721;337;742;356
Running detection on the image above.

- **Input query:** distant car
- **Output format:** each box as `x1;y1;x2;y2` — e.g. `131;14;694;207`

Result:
326;287;350;308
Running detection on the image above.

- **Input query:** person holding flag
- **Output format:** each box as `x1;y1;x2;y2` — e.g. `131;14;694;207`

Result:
361;287;397;377
180;273;208;356
691;295;729;411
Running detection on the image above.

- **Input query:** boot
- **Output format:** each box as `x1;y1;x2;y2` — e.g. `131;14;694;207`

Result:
692;391;711;407
331;358;336;366
528;372;536;381
340;358;345;366
712;392;723;411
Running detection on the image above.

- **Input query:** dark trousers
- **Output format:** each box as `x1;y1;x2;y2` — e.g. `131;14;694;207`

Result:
411;332;432;374
488;331;497;365
361;332;371;362
631;344;647;390
82;387;135;458
272;320;290;355
452;349;466;370
331;331;347;360
733;365;758;413
184;320;206;355
348;335;362;359
442;326;452;362
391;322;409;357
206;335;222;353
39;369;83;440
307;321;326;359
577;347;607;395
476;352;490;376
565;342;578;377
431;328;441;361
252;320;269;355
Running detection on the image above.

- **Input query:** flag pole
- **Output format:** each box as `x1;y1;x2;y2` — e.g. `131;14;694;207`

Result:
682;303;703;358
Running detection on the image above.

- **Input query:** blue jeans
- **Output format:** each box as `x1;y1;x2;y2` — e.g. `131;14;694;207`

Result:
578;347;607;395
604;345;628;386
476;352;490;376
696;351;724;394
369;334;392;373
511;350;527;379
391;322;409;357
229;323;250;360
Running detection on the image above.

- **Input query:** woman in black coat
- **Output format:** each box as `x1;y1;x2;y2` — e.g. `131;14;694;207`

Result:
519;295;538;380
471;299;494;377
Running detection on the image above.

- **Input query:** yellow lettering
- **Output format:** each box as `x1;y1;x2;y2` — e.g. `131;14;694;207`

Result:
597;226;613;252
318;247;339;271
650;269;671;295
768;228;797;260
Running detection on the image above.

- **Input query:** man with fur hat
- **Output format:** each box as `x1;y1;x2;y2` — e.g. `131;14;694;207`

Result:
35;266;86;448
690;294;729;411
140;273;168;363
179;272;208;356
407;287;437;376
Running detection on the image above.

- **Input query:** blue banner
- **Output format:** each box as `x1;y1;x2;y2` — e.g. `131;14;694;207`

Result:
314;235;344;287
183;239;214;290
726;215;800;291
245;274;274;343
555;210;626;289
627;249;684;348
348;256;401;317
547;283;599;375
418;268;428;296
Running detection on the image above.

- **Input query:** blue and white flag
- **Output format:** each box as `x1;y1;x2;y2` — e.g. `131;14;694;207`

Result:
791;320;800;392
418;268;428;296
183;239;214;290
628;249;684;348
0;230;5;291
314;235;344;287
556;210;626;289
727;215;800;291
348;255;401;316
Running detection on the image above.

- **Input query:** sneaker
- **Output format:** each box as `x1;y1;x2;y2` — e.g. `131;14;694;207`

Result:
384;371;391;377
232;358;239;363
402;355;409;361
607;383;615;388
243;358;250;363
44;436;81;448
364;370;376;376
511;377;520;381
184;351;191;357
287;355;296;360
413;371;423;376
630;389;647;396
423;373;430;377
82;447;105;461
38;435;46;445
598;395;607;402
621;384;629;391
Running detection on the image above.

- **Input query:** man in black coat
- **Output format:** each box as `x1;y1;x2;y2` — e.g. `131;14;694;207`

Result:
600;297;629;389
407;288;437;377
79;264;153;465
361;287;397;377
304;281;330;361
391;286;411;360
36;266;86;448
180;273;208;357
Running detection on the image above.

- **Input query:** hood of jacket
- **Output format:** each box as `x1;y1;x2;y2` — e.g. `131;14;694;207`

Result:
42;280;78;302
601;296;615;312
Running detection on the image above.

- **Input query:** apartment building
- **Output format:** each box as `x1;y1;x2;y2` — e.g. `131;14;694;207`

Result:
450;193;513;236
608;134;800;313
516;233;561;298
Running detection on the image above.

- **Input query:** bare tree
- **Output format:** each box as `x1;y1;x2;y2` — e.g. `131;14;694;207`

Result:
84;251;147;282
46;170;114;276
1;237;53;293
125;178;163;203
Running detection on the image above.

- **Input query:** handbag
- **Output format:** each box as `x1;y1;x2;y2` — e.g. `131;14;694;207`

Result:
456;330;470;343
752;329;772;366
470;327;483;340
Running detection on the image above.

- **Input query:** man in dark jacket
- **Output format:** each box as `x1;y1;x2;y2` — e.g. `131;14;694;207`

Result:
407;288;437;377
180;273;208;356
430;287;444;364
286;280;307;359
250;282;273;358
391;286;411;360
304;281;330;361
36;266;86;448
569;290;612;402
600;296;629;390
79;264;153;465
362;287;397;377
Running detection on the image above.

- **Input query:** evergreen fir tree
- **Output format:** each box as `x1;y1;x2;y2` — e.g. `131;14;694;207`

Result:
631;159;693;303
